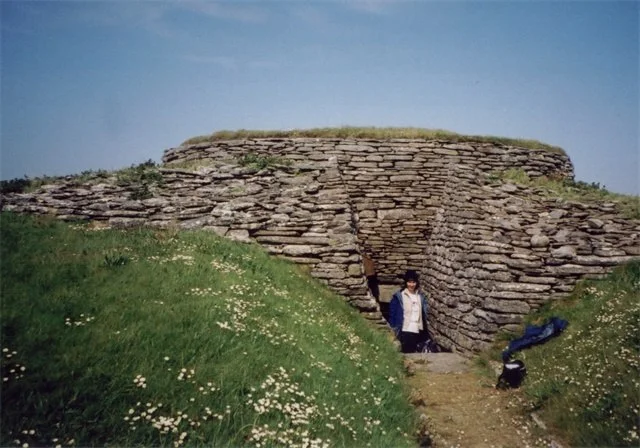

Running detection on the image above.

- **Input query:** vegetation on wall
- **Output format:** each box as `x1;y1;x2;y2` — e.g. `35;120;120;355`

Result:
487;168;640;219
115;159;164;200
0;160;163;200
182;126;566;154
0;212;416;448
0;170;110;194
237;153;293;170
0;177;31;194
161;159;222;171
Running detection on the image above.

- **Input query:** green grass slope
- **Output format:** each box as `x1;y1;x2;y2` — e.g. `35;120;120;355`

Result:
0;213;415;447
488;261;640;447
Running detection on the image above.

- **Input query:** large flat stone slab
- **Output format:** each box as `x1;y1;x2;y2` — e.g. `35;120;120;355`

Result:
404;352;470;373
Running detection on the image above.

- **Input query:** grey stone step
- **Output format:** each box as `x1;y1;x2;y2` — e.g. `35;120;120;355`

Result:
404;352;470;373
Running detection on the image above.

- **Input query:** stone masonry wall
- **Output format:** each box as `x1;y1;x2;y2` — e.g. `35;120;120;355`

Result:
3;138;638;355
163;139;573;286
425;168;639;355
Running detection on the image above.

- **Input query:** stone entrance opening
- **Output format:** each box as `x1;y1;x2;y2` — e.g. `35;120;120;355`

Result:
362;254;446;353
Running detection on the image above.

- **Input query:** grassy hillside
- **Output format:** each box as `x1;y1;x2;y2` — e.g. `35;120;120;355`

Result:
0;213;416;447
485;261;640;447
182;126;566;154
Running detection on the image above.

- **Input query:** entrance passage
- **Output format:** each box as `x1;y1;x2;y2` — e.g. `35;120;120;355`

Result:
362;256;445;354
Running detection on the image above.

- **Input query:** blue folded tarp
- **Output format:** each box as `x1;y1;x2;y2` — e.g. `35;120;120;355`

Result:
502;317;568;362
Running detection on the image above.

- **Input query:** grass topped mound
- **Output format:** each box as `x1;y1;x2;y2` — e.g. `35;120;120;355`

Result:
0;213;415;447
182;126;565;154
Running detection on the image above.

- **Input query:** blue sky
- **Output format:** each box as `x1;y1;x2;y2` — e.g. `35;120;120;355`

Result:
1;0;638;194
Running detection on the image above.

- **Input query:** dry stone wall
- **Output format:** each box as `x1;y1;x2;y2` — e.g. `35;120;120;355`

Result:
163;139;573;287
425;170;639;354
3;138;638;356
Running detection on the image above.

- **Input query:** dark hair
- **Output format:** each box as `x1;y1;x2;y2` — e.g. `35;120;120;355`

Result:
403;270;420;288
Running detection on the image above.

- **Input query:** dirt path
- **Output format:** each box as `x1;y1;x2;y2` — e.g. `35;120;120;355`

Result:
404;353;562;448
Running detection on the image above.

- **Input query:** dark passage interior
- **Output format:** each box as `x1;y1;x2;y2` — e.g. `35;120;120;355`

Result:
363;255;445;353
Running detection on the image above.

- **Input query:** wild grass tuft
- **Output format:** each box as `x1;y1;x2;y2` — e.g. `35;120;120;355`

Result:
182;126;565;154
161;159;224;171
0;212;416;447
0;170;111;194
115;159;164;200
237;153;292;170
489;168;640;219
0;160;162;195
103;253;130;268
486;261;640;447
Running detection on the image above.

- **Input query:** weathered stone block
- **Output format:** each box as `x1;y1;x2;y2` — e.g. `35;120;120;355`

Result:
549;209;567;219
226;229;250;242
548;264;606;276
574;255;634;266
530;234;550;247
494;282;551;293
312;269;347;280
551;245;577;259
256;235;330;245
377;209;414;220
347;264;363;276
518;275;558;285
587;218;604;228
593;247;627;257
483;299;530;314
389;175;422;182
281;245;324;256
623;246;640;255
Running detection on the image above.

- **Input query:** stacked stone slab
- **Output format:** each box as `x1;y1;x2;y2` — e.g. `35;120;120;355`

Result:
161;139;573;287
426;170;639;355
3;138;638;356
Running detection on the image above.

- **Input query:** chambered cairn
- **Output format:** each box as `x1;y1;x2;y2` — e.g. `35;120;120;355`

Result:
3;137;638;355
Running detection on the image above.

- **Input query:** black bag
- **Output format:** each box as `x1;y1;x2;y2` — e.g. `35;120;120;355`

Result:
420;336;441;353
496;360;526;389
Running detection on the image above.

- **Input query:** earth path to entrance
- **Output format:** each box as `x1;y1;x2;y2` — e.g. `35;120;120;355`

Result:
404;353;564;448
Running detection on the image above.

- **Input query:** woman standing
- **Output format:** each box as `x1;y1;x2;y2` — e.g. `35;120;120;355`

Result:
389;270;429;353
